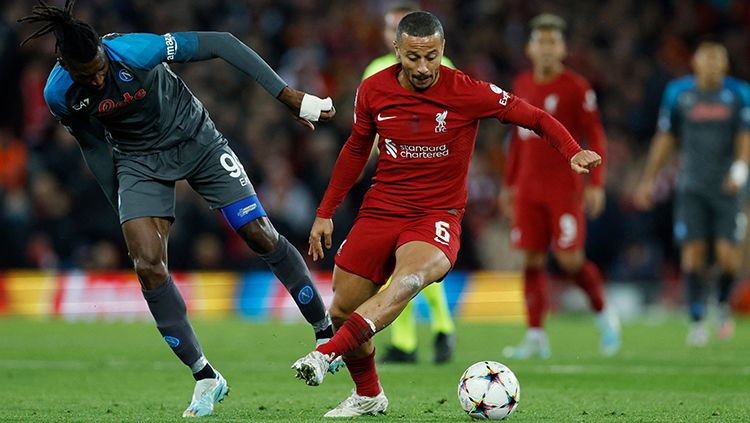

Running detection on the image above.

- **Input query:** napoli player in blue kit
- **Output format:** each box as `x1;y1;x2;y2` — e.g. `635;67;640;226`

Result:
20;0;339;417
635;41;750;347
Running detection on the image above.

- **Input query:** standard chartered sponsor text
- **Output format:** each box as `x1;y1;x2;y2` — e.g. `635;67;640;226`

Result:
399;143;449;159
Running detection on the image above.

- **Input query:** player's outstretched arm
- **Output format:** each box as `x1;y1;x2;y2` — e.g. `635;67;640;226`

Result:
192;32;334;130
64;116;118;213
500;99;600;173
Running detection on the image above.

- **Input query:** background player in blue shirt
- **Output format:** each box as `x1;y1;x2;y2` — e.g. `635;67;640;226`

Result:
635;41;750;347
20;0;338;417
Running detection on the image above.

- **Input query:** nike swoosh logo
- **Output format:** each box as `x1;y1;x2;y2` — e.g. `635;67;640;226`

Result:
377;113;397;121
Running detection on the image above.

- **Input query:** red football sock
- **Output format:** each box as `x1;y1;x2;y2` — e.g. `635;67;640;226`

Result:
343;350;382;397
573;260;605;312
524;267;548;328
316;312;375;358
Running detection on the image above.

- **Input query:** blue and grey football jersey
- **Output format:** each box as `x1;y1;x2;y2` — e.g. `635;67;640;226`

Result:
44;32;220;154
657;76;750;194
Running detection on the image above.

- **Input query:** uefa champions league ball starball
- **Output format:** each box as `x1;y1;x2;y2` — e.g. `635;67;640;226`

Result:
457;361;520;420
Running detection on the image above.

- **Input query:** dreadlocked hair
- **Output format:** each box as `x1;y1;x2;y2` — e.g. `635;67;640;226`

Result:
18;0;101;63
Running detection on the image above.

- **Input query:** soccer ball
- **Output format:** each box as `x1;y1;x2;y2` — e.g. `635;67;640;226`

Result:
457;361;520;420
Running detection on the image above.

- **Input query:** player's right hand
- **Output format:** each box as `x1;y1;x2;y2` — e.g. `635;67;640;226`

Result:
308;217;334;261
633;180;655;211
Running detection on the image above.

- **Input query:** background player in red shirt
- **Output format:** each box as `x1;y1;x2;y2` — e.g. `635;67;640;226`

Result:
502;14;620;359
291;12;601;417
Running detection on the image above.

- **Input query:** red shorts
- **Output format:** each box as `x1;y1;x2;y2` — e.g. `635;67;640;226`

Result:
511;195;585;252
335;209;463;285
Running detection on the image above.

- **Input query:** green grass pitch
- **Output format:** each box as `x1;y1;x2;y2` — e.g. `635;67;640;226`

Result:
1;316;748;422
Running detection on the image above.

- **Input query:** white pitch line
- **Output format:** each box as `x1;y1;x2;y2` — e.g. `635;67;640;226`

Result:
523;364;750;376
0;359;174;370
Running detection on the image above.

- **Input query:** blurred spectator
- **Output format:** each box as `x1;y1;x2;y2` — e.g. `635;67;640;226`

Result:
258;154;316;245
0;127;26;192
0;10;23;133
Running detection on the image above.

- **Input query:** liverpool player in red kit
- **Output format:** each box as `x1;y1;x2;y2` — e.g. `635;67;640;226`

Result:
502;14;620;360
292;12;600;417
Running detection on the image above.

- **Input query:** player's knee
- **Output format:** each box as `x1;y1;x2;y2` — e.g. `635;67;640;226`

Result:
716;240;739;262
523;252;546;269
716;251;740;273
391;273;424;303
222;196;276;253
329;304;351;329
130;249;168;289
551;248;583;274
556;254;583;274
680;253;705;272
239;217;279;254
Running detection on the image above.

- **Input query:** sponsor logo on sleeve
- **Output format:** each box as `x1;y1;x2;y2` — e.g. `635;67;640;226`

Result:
490;83;510;106
164;33;177;61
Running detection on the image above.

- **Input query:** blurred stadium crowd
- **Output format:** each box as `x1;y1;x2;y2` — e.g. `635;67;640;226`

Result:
1;0;749;285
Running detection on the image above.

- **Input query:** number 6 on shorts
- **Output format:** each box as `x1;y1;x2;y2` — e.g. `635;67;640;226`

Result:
434;221;450;245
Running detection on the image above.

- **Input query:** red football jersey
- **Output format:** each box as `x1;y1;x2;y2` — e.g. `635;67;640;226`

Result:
317;65;582;218
505;69;607;201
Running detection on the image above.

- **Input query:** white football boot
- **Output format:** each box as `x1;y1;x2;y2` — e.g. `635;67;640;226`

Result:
324;389;388;418
686;321;709;347
597;309;622;357
292;350;333;386
182;371;229;417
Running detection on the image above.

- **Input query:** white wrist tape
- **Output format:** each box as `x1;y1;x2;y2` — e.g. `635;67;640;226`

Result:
730;160;748;187
299;93;333;121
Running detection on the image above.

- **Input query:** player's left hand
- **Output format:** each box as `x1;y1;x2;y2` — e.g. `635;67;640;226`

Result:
308;217;334;261
584;186;606;219
570;150;601;174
